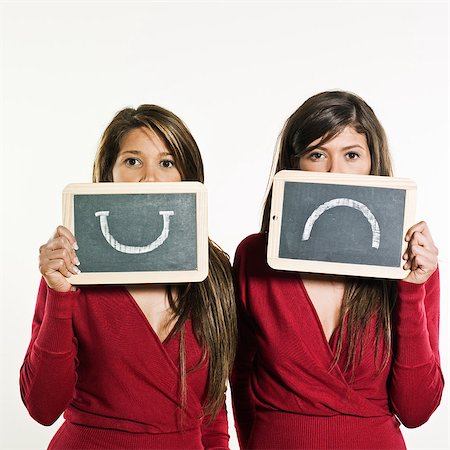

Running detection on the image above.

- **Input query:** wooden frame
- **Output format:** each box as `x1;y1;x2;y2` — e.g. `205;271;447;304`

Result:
63;182;208;284
267;170;417;279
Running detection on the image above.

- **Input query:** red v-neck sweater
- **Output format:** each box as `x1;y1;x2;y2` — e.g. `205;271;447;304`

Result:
231;233;443;450
20;279;229;449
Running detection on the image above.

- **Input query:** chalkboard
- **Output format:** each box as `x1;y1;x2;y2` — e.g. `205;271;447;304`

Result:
267;171;416;278
62;182;208;284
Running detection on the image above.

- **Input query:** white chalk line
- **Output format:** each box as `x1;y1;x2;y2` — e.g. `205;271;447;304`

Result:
94;210;174;254
301;198;380;249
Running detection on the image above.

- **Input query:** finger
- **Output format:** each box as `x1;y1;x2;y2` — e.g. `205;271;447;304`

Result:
405;221;435;246
41;237;80;265
403;232;438;261
40;258;76;279
47;249;81;275
402;234;424;261
51;225;78;250
405;231;432;254
44;235;72;252
405;242;436;261
409;253;436;273
403;245;437;271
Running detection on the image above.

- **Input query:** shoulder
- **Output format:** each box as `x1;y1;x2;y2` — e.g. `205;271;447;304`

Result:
233;233;269;276
235;233;267;259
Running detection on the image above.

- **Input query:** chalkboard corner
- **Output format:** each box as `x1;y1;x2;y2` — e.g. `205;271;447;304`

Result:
266;255;282;272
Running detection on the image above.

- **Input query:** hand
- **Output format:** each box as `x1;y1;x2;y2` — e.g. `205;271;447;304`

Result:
402;221;438;284
39;226;80;292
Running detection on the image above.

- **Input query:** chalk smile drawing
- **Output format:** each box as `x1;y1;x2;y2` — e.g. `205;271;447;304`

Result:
301;198;380;249
95;210;175;254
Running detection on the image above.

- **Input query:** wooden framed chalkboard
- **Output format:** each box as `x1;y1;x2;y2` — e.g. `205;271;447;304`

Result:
267;170;416;278
62;182;208;284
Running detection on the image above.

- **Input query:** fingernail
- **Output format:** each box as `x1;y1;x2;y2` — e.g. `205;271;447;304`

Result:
73;242;79;250
74;266;81;274
74;256;80;266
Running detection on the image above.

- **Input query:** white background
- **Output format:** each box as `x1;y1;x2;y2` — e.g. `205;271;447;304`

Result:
0;1;448;449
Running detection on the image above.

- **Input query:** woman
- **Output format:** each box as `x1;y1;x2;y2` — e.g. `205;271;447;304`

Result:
20;105;237;449
231;91;443;449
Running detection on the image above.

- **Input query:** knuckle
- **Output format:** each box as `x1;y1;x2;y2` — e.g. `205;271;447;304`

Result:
57;236;67;247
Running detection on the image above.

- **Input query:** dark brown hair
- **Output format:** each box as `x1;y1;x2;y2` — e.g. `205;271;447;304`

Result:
261;91;396;372
93;105;237;418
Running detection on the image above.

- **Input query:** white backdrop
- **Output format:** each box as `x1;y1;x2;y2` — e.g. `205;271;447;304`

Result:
1;2;448;449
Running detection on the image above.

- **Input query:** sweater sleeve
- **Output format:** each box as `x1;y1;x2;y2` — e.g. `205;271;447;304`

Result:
201;399;230;450
388;268;444;428
19;278;79;426
230;239;258;449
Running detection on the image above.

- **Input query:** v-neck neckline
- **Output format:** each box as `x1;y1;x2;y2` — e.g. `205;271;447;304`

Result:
121;286;175;347
296;276;340;352
294;276;353;387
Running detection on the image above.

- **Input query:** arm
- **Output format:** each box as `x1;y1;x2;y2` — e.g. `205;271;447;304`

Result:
389;222;444;427
230;240;258;449
20;225;80;425
201;400;230;450
389;269;444;427
20;278;79;425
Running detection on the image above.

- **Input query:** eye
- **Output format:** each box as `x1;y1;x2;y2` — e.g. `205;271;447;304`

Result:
160;159;175;168
307;151;326;161
346;152;360;160
125;157;142;167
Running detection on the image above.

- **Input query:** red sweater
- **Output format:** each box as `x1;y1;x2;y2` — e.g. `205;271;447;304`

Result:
231;233;443;450
20;279;229;449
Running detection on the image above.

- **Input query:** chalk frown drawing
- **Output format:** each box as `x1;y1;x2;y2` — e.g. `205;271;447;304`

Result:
301;198;380;249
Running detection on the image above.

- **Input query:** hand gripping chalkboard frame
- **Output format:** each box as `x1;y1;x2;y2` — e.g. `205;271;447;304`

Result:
267;170;417;279
62;182;208;284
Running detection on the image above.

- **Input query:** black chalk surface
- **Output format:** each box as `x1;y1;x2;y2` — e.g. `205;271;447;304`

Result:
74;193;197;272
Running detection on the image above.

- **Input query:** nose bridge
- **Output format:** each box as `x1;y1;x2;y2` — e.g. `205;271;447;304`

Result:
328;154;340;173
142;164;158;182
329;154;342;173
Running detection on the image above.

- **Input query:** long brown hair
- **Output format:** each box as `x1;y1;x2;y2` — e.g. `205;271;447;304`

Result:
93;105;237;418
261;91;396;372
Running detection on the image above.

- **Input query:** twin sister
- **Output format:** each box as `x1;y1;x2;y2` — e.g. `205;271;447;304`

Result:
20;91;443;450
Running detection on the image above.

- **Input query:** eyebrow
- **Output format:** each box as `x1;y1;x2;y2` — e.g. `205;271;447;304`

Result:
305;144;367;152
118;149;173;156
340;145;367;151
